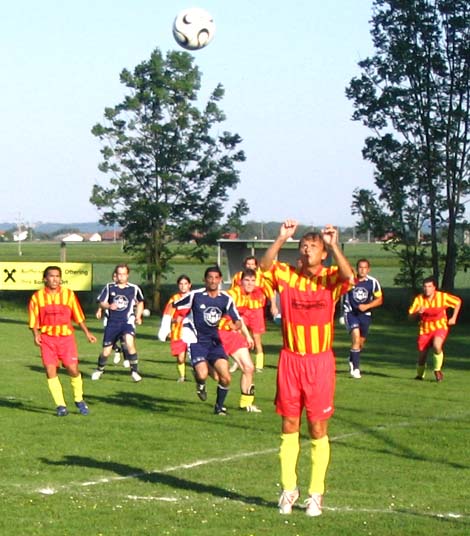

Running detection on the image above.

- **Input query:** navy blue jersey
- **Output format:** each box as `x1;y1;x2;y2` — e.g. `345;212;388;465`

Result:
343;276;382;316
173;287;241;343
97;282;144;326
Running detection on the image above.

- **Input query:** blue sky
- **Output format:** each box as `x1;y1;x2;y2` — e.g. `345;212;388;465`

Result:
0;1;376;227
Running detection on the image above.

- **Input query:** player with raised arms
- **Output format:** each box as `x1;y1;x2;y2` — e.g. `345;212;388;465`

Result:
261;220;353;517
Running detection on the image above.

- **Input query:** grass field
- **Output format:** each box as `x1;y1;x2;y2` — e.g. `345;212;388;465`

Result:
1;306;469;535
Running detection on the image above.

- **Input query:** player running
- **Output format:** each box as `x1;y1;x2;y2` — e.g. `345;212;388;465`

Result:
91;263;145;382
158;275;192;382
343;259;383;378
408;277;461;382
172;266;241;415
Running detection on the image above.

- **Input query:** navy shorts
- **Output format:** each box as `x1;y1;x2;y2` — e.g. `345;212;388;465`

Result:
103;323;135;348
188;339;228;367
344;313;372;338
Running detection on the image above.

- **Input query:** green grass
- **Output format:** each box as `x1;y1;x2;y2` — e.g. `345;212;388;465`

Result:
1;308;469;535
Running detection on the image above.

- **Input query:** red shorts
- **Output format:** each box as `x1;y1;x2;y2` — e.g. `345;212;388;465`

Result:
40;334;78;368
242;308;265;334
275;348;335;421
417;329;448;352
170;339;187;356
218;330;249;356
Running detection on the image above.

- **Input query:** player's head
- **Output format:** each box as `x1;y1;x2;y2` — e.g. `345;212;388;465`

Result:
241;268;257;293
114;263;130;284
422;276;437;296
243;256;258;270
356;259;370;278
204;266;222;291
43;266;62;289
298;232;327;268
177;274;192;294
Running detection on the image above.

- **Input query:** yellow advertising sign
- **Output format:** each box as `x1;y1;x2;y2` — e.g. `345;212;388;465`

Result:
0;263;93;291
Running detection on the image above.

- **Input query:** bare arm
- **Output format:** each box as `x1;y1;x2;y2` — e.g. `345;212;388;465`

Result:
322;225;354;282
260;219;298;271
358;295;383;312
448;300;461;326
78;322;97;343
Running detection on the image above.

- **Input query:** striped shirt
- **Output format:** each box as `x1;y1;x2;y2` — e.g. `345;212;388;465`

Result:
28;286;85;336
162;291;187;341
231;268;274;300
267;261;350;355
408;291;461;335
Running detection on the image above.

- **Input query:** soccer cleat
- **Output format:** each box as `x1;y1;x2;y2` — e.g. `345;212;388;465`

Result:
113;351;121;365
75;400;89;415
56;405;68;417
278;488;299;515
229;361;239;373
242;404;262;413
177;376;186;383
214;405;227;416
196;383;207;401
414;375;424;381
91;369;104;381
349;360;354;375
351;368;361;379
304;493;323;517
131;371;142;382
434;370;444;382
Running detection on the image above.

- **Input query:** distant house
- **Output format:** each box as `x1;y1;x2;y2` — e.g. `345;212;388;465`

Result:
62;233;84;242
101;230;122;241
88;233;102;242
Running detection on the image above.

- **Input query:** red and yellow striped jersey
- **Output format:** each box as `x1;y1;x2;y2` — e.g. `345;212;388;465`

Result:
231;268;274;299
267;261;351;355
408;291;461;335
218;286;266;331
28;286;85;336
162;292;187;341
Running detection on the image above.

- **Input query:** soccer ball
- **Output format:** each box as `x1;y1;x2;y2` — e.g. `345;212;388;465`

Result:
172;8;215;51
142;308;151;318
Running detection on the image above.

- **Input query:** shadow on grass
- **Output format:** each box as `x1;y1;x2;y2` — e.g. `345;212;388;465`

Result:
40;455;277;509
0;397;52;415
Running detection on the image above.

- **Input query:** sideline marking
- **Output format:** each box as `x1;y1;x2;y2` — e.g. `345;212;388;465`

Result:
34;422;467;520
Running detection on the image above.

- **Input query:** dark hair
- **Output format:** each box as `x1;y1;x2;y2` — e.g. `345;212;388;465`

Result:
356;258;370;268
43;265;62;278
114;263;130;274
423;276;437;287
204;265;222;278
241;268;257;279
177;274;191;285
298;232;325;250
243;255;258;267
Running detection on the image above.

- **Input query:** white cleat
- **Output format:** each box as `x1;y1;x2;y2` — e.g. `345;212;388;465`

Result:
113;351;121;365
351;368;361;379
131;371;142;382
243;405;262;413
278;488;299;515
122;360;130;368
305;493;323;517
229;362;239;373
91;369;104;381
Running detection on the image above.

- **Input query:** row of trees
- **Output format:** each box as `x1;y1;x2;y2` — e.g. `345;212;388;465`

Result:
347;0;470;291
90;0;469;310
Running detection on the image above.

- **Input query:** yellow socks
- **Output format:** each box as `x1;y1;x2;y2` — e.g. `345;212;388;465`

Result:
432;352;444;371
177;362;186;379
47;376;66;407
239;393;254;409
255;352;264;370
279;432;300;491
70;374;84;402
309;436;330;496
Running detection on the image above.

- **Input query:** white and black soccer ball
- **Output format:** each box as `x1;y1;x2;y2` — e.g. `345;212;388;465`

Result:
172;8;215;51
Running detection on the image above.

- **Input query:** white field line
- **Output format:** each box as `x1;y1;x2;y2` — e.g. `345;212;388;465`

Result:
33;422;467;520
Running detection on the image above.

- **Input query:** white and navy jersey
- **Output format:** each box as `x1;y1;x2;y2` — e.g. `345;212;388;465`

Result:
343;276;382;316
97;282;144;326
173;287;241;342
